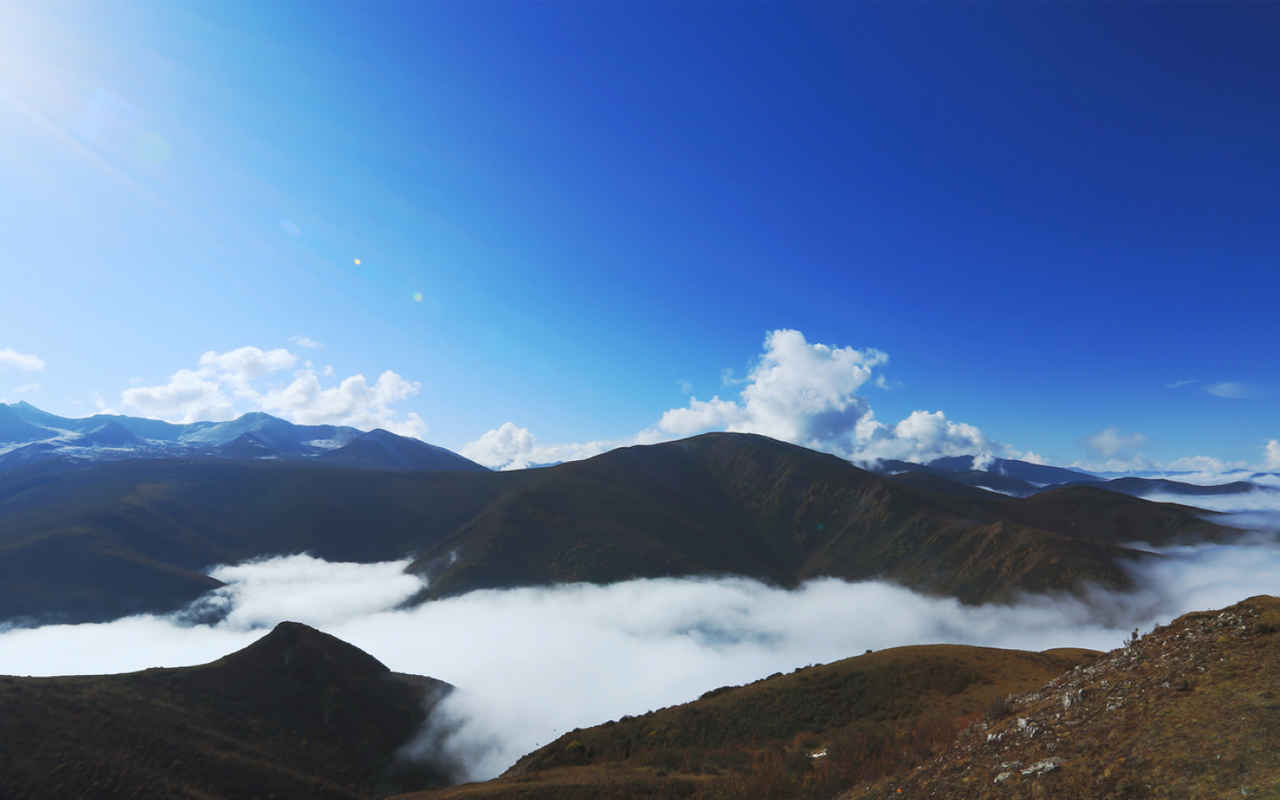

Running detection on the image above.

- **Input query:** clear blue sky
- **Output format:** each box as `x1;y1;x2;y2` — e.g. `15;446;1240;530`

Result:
2;1;1276;470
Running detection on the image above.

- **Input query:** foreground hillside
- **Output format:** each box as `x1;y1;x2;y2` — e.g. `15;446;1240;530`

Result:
844;595;1280;800
397;645;1098;800
0;622;455;799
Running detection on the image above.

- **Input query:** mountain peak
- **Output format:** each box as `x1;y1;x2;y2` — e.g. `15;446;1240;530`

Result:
320;428;489;472
76;420;143;447
212;620;391;679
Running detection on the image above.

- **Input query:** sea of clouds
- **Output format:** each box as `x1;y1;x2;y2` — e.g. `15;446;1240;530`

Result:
1;508;1278;781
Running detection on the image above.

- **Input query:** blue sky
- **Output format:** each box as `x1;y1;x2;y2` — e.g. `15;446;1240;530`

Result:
1;1;1276;472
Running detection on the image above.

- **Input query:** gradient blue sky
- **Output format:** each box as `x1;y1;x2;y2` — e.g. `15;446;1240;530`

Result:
2;2;1276;471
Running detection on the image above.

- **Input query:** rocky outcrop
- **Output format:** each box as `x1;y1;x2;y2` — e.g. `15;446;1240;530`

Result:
843;595;1280;799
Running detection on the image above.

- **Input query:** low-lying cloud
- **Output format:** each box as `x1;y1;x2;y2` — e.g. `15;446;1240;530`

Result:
2;522;1279;783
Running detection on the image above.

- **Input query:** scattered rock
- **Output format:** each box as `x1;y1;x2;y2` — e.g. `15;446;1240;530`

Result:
1021;757;1062;776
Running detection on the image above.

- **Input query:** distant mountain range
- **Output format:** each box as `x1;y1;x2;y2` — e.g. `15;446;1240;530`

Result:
873;453;1279;500
0;431;1236;625
0;402;487;474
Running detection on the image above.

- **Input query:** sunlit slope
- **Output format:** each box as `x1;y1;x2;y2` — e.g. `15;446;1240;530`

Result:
395;644;1098;800
843;595;1280;799
0;622;454;799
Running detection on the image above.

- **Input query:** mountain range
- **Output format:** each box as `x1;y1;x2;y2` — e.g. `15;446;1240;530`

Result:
0;429;1235;625
0;402;487;474
873;453;1279;500
2;402;1277;798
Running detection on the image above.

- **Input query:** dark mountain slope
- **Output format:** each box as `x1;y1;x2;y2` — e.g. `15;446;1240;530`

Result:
1102;475;1263;496
0;459;514;622
844;595;1280;800
397;644;1098;800
216;431;279;459
1001;484;1229;545
0;622;455;799
926;455;1095;485
411;433;1227;603
320;429;489;472
0;433;1235;624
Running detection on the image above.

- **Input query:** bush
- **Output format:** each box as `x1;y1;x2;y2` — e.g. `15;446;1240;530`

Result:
985;695;1012;722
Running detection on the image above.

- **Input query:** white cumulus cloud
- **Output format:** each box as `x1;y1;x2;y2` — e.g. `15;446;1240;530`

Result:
1266;440;1280;471
120;346;427;436
461;422;616;471
854;409;996;465
122;368;235;423
261;369;427;438
0;347;45;372
1085;426;1148;459
465;329;1003;470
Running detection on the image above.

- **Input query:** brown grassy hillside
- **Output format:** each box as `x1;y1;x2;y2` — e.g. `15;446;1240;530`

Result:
842;595;1280;800
394;644;1098;800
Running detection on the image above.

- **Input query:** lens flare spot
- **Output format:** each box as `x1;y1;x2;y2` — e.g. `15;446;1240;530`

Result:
413;291;424;303
353;258;362;266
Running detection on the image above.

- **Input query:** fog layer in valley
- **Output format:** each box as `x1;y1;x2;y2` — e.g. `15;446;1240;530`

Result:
2;515;1278;781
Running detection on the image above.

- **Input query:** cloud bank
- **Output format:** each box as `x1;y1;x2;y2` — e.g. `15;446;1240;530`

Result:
120;345;426;437
4;509;1279;782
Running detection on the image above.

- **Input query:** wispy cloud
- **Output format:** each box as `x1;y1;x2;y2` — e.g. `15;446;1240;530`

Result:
1206;381;1250;399
0;347;45;372
289;335;322;350
1165;379;1197;389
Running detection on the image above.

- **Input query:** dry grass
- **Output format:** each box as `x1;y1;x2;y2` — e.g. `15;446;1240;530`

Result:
843;595;1280;800
396;644;1097;800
